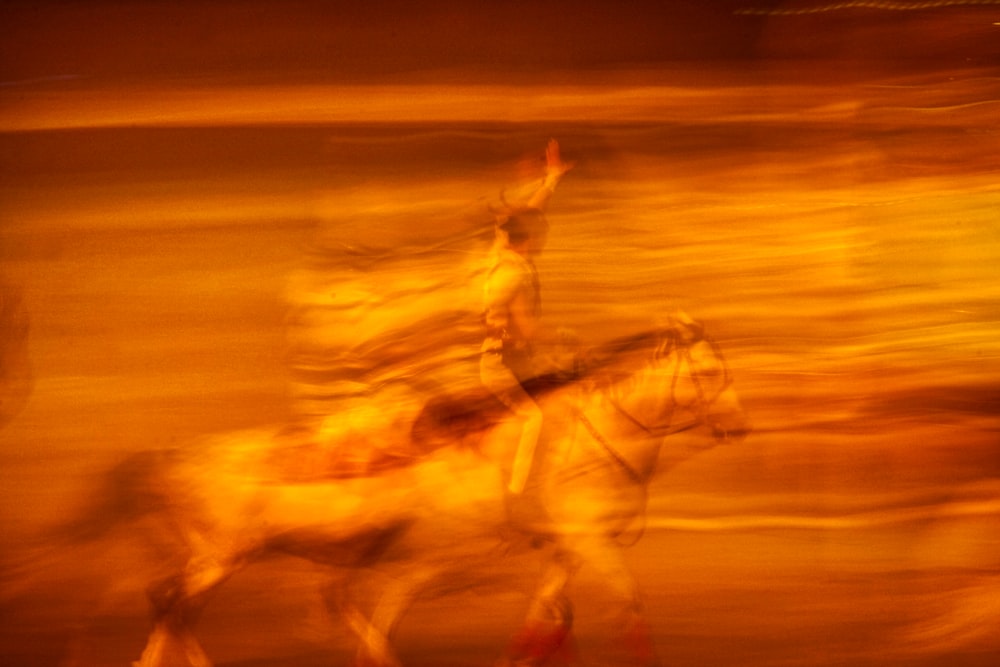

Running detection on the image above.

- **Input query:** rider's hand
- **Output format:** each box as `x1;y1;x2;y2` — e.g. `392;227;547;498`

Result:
544;139;574;181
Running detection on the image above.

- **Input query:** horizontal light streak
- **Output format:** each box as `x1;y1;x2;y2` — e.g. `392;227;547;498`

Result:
649;495;1000;532
0;82;927;131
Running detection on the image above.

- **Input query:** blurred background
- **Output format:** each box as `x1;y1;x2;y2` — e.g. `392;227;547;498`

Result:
1;1;998;665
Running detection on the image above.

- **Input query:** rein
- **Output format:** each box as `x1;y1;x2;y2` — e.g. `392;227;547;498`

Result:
575;334;732;485
605;342;684;437
575;410;645;484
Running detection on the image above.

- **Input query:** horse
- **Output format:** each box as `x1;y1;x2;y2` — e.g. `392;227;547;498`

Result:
335;314;748;667
59;315;747;667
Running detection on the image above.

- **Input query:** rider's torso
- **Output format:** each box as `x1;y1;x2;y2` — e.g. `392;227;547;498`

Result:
482;249;540;353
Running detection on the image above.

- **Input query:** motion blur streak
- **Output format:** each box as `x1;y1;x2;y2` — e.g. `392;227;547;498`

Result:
2;81;976;130
2;1;999;666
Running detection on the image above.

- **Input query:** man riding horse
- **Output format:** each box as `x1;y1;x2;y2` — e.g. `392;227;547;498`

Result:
280;140;575;488
480;138;574;498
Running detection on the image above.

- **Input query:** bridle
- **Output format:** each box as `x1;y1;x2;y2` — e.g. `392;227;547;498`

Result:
672;335;735;419
575;329;734;485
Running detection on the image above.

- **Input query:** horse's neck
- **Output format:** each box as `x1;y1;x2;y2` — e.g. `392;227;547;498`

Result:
597;358;673;431
476;345;687;464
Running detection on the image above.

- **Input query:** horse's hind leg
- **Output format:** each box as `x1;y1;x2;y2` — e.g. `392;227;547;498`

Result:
135;554;237;667
134;620;213;667
133;573;183;667
328;566;440;667
326;577;404;667
330;582;399;667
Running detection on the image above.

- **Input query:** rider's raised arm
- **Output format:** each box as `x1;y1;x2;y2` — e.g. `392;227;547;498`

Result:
526;139;573;211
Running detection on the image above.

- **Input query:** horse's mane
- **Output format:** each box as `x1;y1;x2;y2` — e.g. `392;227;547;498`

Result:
582;329;665;378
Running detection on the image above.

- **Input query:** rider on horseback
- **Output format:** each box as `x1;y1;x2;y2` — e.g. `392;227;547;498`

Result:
481;139;573;497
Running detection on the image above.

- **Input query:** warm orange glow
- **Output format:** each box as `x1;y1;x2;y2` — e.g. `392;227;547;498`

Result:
2;2;999;666
0;82;874;130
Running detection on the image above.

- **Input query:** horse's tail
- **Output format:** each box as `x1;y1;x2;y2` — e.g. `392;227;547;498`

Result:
49;449;173;545
0;450;174;605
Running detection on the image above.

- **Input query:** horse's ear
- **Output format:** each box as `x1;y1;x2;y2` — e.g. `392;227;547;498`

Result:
664;310;705;345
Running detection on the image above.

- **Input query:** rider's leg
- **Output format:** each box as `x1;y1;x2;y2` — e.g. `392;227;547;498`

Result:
507;397;543;494
481;350;544;495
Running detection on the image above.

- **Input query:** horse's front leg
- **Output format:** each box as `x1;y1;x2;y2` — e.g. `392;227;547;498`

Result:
563;532;659;667
500;547;580;667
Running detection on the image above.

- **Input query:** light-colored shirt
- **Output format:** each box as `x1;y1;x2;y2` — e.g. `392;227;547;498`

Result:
482;247;540;352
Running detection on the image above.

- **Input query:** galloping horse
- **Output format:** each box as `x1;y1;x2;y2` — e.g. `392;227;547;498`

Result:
338;314;748;667
66;315;746;667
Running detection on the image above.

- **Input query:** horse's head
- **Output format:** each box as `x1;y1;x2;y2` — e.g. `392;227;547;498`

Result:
655;312;750;444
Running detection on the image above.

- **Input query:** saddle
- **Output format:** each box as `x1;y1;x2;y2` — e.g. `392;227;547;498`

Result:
409;370;581;450
408;324;684;450
409;387;509;448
